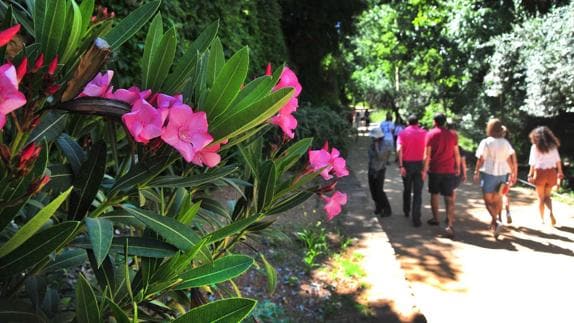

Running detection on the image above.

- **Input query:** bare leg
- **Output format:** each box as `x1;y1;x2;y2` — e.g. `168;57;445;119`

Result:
444;195;455;227
535;185;546;223
544;186;556;225
431;193;440;221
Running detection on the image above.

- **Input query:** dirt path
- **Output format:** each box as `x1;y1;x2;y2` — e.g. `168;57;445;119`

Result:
339;132;574;323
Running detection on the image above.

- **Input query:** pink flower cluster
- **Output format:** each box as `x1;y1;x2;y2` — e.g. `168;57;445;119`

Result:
267;65;302;139
79;71;221;167
308;142;349;220
0;25;26;129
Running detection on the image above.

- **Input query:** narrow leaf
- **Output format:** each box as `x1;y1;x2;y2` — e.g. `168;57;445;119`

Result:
206;37;224;87
260;254;277;295
267;191;313;215
204;216;260;244
103;0;160;49
141;13;163;89
173;298;256;323
257;161;276;212
0;187;73;257
148;26;177;91
56;133;86;176
69;141;107;220
73;236;177;258
148;166;237;188
176;255;253;290
61;0;82;64
44;248;87;272
75;274;100;323
85;217;114;268
27;111;68;144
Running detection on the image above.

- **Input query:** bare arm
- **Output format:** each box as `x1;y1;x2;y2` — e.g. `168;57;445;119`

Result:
397;143;406;176
454;145;461;176
461;156;467;182
507;153;517;185
422;145;431;181
473;156;484;183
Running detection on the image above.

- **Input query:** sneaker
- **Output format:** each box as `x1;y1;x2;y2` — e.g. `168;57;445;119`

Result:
506;212;512;224
427;218;439;226
492;221;503;239
445;226;455;238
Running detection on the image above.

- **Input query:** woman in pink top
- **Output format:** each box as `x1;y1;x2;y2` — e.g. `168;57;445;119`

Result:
527;126;564;225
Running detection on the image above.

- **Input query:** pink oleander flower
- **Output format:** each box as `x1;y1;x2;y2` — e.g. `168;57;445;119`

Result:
274;66;302;97
161;103;213;163
155;93;183;124
0;63;27;119
270;111;298;139
122;99;162;144
308;142;349;180
322;191;348;220
0;24;20;47
79;70;113;97
191;143;221;168
108;86;152;105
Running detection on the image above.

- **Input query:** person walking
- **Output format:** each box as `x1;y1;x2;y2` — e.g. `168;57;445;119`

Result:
380;112;396;163
368;127;392;217
423;113;460;238
498;126;516;224
473;119;517;238
527;126;564;225
397;114;427;227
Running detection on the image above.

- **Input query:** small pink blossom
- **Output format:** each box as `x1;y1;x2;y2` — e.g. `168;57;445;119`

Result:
161;103;213;163
155;93;183;124
274;66;302;97
269;111;298;139
79;70;114;97
191;143;221;168
322;191;348;220
108;86;152;105
0;24;20;47
0;63;27;116
121;99;162;144
265;63;272;76
308;142;349;180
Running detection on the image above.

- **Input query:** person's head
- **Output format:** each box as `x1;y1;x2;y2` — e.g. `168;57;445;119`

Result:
386;112;393;121
369;127;384;141
407;114;419;126
485;118;504;138
433;113;446;127
529;126;560;153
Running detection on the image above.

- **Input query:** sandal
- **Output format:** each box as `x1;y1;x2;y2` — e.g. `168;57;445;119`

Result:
427;218;439;226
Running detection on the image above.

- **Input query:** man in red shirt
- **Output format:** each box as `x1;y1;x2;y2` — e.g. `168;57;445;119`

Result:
423;113;461;238
397;114;427;227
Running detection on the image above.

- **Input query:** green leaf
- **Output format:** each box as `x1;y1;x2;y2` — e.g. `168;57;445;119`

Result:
204;215;260;245
163;20;219;93
123;206;200;251
148;166;237;188
207;37;225;88
44;248;86;272
0;299;47;323
75;274;100;323
103;0;160;49
176;200;201;225
0;187;73;257
203;47;249;122
141;13;163;89
148;27;177;91
46;164;73;192
257;161;276;212
69;142;107;220
110;153;173;195
260;254;277;294
56;133;86;176
61;0;83;64
267;191;314;215
106;298;130;323
27;111;68;144
73;236;177;258
35;0;67;61
275;138;313;174
173;298;256;323
230;75;275;112
79;0;94;33
176;255;253;290
0;222;80;277
210;87;293;142
85;217;113;268
86;250;115;292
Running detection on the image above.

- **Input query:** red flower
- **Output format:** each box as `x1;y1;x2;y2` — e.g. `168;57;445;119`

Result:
48;55;58;75
0;24;20;47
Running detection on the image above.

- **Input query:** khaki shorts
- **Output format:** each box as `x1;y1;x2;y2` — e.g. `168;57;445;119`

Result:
534;168;558;187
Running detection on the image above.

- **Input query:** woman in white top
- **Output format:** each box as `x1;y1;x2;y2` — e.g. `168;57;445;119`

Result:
473;119;517;238
527;126;564;225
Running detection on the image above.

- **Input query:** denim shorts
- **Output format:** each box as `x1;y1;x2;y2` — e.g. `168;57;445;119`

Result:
480;172;508;193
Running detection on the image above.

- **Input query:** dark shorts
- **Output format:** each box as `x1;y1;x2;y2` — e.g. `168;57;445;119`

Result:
428;173;457;196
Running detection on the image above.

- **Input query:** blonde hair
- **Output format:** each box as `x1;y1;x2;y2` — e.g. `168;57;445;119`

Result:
486;118;504;138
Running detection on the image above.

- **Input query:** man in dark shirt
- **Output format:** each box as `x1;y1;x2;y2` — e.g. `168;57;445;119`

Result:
423;113;461;238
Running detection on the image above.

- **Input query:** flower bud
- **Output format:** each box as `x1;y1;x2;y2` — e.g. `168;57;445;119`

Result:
48;55;58;75
28;176;50;195
16;57;27;82
33;53;44;72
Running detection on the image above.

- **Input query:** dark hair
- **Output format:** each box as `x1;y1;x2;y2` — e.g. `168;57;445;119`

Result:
407;114;418;125
433;113;446;127
529;126;560;153
485;118;504;138
386;112;392;121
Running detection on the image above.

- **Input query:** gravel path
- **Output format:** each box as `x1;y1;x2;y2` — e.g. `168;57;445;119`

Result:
338;131;574;323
